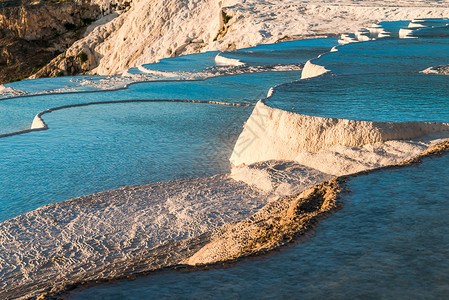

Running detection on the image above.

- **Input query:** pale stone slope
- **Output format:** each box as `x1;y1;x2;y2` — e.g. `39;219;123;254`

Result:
36;0;449;77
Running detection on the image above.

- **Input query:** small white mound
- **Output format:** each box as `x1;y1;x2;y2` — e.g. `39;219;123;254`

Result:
30;114;46;130
420;65;449;75
399;27;418;38
301;60;330;79
137;65;180;78
421;66;439;74
338;33;358;45
215;53;246;66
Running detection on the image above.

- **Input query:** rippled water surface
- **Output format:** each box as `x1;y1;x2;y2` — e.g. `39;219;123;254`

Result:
315;38;449;75
0;71;300;135
268;73;449;122
71;153;449;299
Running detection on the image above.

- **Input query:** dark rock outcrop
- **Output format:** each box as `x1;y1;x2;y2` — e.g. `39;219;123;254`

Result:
0;0;102;84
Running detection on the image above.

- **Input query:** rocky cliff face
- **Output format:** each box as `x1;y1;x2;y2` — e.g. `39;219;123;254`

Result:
0;0;102;83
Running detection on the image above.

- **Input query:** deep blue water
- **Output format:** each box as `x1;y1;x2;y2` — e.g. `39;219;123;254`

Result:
315;38;449;75
0;102;252;222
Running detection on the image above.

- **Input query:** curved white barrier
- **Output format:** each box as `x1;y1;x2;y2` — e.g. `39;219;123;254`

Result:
137;65;179;78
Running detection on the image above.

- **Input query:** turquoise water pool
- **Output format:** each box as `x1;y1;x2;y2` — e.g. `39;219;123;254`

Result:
0;102;253;222
315;38;449;75
0;71;300;135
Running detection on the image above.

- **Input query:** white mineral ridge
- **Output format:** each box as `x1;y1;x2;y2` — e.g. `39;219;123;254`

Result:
0;85;27;97
230;101;449;175
421;64;449;75
137;65;179;78
63;0;449;76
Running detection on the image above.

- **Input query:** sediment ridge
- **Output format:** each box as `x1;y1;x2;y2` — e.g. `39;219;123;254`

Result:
421;64;449;75
185;178;344;265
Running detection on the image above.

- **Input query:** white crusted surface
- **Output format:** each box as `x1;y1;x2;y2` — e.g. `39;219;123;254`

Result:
0;162;329;298
0;85;27;97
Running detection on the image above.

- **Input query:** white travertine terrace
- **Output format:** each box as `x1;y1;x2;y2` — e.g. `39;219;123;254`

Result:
4;1;449;296
0;162;331;299
230;101;449;175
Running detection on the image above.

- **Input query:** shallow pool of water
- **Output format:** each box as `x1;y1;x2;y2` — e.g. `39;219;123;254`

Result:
218;38;337;66
315;38;449;75
0;70;300;135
